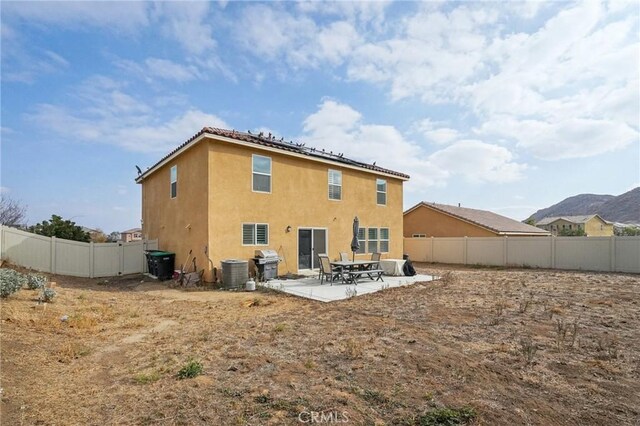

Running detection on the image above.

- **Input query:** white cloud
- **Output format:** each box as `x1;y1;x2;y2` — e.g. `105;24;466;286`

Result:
153;2;216;55
2;1;150;32
479;116;638;160
428;140;527;183
235;5;361;69
414;119;461;145
26;76;227;153
300;100;526;191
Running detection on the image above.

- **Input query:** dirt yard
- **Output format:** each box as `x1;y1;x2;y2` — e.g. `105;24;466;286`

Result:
1;264;639;425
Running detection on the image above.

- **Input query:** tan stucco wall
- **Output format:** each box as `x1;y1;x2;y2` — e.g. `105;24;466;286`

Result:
141;142;209;274
585;218;613;236
207;141;404;275
403;206;497;238
540;218;613;236
140;136;405;278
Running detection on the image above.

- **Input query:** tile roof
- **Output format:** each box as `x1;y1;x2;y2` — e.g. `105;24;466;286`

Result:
136;127;410;182
121;228;142;234
406;202;550;235
535;215;609;225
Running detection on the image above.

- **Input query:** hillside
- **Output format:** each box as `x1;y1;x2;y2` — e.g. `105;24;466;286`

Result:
528;187;639;224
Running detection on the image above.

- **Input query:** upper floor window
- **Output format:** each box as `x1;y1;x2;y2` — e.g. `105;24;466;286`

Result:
242;223;269;245
170;165;177;198
328;169;342;200
376;179;387;205
252;154;271;193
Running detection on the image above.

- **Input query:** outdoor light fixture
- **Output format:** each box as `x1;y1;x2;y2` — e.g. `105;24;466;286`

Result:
286;225;292;233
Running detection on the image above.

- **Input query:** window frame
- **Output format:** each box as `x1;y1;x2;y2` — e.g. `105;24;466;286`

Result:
242;223;269;246
367;228;379;253
328;169;342;201
356;227;366;254
170;165;177;199
376;178;387;206
252;154;272;194
379;228;389;253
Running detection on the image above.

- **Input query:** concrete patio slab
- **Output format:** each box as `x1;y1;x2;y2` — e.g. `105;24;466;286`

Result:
260;273;436;302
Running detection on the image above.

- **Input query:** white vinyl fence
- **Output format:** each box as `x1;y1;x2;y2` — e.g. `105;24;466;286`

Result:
0;225;158;278
404;236;640;274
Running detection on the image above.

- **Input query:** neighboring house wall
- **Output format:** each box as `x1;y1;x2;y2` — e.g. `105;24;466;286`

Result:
585;217;614;236
403;206;497;238
141;137;404;277
540;217;613;236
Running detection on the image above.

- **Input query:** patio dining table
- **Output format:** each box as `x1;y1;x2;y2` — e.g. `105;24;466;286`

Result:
330;260;382;284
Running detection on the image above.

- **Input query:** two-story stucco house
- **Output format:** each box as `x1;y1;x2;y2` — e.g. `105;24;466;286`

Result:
535;215;614;236
136;127;409;279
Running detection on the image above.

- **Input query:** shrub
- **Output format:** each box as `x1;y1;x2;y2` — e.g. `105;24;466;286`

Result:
412;406;476;425
177;360;203;379
0;269;27;298
39;288;57;303
27;273;48;290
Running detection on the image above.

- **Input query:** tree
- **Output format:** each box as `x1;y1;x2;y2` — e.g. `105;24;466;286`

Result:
558;227;586;237
107;231;121;242
523;218;536;226
0;197;27;227
90;229;108;243
29;215;90;242
615;225;640;236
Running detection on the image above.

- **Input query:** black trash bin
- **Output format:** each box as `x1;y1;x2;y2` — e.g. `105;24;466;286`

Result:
145;250;175;281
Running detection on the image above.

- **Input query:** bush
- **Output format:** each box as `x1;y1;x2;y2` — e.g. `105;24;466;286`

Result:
177;360;203;379
39;288;57;303
0;269;27;298
412;407;476;425
27;273;48;290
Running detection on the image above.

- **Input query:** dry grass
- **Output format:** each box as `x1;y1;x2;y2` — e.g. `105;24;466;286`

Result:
1;265;639;425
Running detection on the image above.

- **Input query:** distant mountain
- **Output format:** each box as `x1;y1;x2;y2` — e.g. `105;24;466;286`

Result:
528;188;639;224
597;188;640;224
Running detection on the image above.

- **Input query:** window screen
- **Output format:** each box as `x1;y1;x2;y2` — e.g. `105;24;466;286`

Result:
252;155;271;193
170;165;177;198
368;228;378;253
328;169;342;200
376;179;386;205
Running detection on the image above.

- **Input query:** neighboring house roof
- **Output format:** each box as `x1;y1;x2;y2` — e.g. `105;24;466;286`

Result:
405;202;550;236
81;226;99;234
136;127;410;183
536;214;612;226
121;228;142;234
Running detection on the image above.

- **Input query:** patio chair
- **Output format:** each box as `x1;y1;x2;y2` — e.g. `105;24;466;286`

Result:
339;252;349;261
318;254;341;285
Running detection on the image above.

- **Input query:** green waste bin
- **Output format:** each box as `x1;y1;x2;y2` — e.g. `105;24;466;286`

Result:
145;250;175;281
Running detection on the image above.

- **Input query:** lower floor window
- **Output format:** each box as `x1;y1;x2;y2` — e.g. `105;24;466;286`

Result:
357;227;389;253
242;223;269;245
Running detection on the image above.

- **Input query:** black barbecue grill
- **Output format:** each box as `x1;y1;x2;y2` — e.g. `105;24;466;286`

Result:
252;249;280;281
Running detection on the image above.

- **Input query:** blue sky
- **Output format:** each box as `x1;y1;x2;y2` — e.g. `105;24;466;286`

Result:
1;1;638;233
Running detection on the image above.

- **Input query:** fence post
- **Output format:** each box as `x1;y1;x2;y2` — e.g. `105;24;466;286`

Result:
503;236;508;266
610;236;616;272
119;242;124;275
0;225;4;261
463;236;468;265
430;236;434;263
551;236;556;269
50;236;57;274
89;242;95;278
